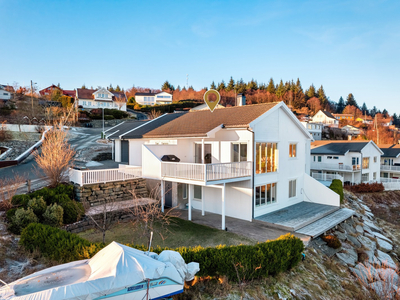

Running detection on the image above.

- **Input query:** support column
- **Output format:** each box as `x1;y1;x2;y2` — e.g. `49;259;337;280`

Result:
160;180;165;213
201;139;205;164
352;172;354;184
201;186;205;216
222;183;226;230
188;184;192;221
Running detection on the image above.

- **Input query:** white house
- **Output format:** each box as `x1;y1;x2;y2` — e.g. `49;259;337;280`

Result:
311;140;383;185
105;102;340;229
311;110;339;127
341;125;362;136
135;92;173;106
0;84;12;100
301;122;322;140
76;88;127;111
379;144;400;179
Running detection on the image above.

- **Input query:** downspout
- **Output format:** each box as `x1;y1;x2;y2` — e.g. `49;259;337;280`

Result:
247;127;255;220
360;152;363;184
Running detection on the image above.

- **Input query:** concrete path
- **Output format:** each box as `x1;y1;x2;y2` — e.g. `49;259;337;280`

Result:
173;208;311;245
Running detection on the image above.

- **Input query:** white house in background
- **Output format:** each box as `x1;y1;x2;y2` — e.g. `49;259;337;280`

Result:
379;144;400;179
310;140;383;185
311;110;339;128
135;92;173;106
0;84;12;100
106;101;340;229
76;88;127;111
341;125;362;137
301;122;322;140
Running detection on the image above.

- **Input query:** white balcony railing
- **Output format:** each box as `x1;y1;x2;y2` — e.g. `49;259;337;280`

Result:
381;165;400;172
69;166;142;186
311;173;344;183
381;178;400;183
311;162;361;171
161;161;252;183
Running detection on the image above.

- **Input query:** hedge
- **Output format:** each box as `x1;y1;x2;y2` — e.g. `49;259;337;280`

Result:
329;179;344;203
346;182;384;193
20;224;304;280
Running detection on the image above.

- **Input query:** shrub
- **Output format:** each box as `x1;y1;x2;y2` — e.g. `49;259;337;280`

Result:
60;200;83;224
9;208;39;234
11;194;31;208
30;187;55;205
43;204;64;227
53;184;74;199
321;235;342;249
28;197;47;218
346;182;384;193
329;179;344;203
20;224;304;281
6;208;17;221
104;115;115;120
53;193;71;204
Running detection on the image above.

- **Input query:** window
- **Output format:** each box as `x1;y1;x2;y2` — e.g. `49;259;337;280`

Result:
194;185;202;199
327;156;332;159
373;172;377;181
182;184;188;199
352;157;359;165
255;142;277;174
362;173;369;182
231;143;247;162
289;179;296;198
289;143;297;158
83;101;86;106
363;157;370;169
318;156;322;162
333;156;339;159
255;183;277;207
374;156;377;163
383;172;388;178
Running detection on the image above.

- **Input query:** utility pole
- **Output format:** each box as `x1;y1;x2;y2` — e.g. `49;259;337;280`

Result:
31;80;34;111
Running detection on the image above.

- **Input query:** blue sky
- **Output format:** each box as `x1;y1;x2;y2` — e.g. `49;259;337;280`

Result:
1;0;399;113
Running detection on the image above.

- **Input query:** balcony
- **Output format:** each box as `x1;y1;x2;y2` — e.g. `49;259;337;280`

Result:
310;162;361;172
381;165;400;172
312;173;344;183
161;161;252;184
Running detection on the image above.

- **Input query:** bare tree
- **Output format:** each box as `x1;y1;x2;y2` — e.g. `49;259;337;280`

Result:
34;122;75;187
0;174;25;211
148;109;162;120
114;95;126;111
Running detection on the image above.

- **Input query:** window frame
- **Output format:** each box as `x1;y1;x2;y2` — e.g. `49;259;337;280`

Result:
182;184;188;199
255;182;277;207
289;143;297;158
255;142;278;174
193;185;202;200
288;179;297;198
231;142;248;162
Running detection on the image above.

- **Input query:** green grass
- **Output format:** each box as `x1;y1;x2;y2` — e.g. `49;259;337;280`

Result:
78;217;256;248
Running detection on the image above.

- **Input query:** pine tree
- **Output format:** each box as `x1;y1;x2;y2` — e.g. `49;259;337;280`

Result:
306;84;316;99
266;78;276;94
81;84;86;89
276;80;285;99
317;85;327;105
361;102;368;114
235;78;246;94
346;93;358;108
382;109;389;118
226;77;235;92
393;113;398;126
210;81;216;90
217;80;226;91
370;106;377;117
247;79;258;91
115;85;121;92
176;85;181;91
337;97;345;113
161;81;172;91
108;84;114;92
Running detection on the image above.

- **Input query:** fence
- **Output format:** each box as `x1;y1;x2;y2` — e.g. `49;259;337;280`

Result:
69;166;142;186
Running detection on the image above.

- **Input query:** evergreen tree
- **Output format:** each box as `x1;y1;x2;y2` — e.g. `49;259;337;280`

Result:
382;109;389;118
235;78;246;94
306;84;316;99
346;93;358;108
370;106;377;117
266;78;276;94
217;80;226;91
295;78;303;93
247;79;258;91
258;83;267;90
361;102;368;115
176;85;181;91
276;80;285;99
317;85;327;105
108;84;114;92
115;85;121;92
161;80;174;91
393;113;398;126
81;84;86;89
210;81;216;90
337;97;345;113
226;77;235;91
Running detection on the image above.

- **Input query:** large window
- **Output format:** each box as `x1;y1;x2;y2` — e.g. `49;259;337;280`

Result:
232;143;247;162
352;157;359;165
289;179;296;198
256;142;277;174
289;143;297;158
362;173;369;182
255;183;277;207
363;157;370;169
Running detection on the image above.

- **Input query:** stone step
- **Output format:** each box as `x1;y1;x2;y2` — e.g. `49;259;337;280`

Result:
296;208;355;238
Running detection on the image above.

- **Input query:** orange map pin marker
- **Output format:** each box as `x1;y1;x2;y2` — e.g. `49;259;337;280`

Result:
204;89;221;112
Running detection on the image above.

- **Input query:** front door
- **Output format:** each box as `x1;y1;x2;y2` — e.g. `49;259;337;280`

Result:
164;181;173;207
121;140;129;163
195;144;212;164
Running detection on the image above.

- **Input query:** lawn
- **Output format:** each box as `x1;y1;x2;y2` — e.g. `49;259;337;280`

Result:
78;217;256;248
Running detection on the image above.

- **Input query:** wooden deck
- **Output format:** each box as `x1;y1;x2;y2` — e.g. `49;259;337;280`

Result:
255;202;339;231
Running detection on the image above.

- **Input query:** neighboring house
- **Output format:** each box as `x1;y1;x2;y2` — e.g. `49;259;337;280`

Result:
311;110;339;127
333;114;354;121
341;125;362;136
76;88;127;111
106;102;340;228
135;92;173;106
39;85;76;99
311;141;383;185
0;84;12;100
381;118;393;127
379;144;400;179
301;122;322;141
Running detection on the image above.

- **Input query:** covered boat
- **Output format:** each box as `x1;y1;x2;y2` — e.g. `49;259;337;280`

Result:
0;242;199;300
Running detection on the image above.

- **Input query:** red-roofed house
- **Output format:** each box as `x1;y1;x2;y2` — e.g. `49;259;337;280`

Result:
76;87;127;111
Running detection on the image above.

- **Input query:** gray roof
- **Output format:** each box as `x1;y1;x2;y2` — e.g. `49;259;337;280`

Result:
379;145;400;158
322;111;336;119
135;92;157;96
107;113;186;140
311;142;369;155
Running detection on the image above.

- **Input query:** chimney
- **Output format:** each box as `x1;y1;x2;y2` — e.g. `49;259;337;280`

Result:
236;94;246;106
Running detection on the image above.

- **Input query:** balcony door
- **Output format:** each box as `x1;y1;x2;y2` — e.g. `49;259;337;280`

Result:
195;143;212;164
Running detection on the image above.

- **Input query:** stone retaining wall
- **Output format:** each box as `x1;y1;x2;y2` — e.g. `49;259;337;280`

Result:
74;178;148;207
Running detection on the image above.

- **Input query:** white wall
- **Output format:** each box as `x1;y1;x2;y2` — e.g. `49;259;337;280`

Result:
115;139;121;162
0;90;11;100
78;99;126;111
141;145;162;179
303;174;340;206
361;143;381;182
252;106;311;217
